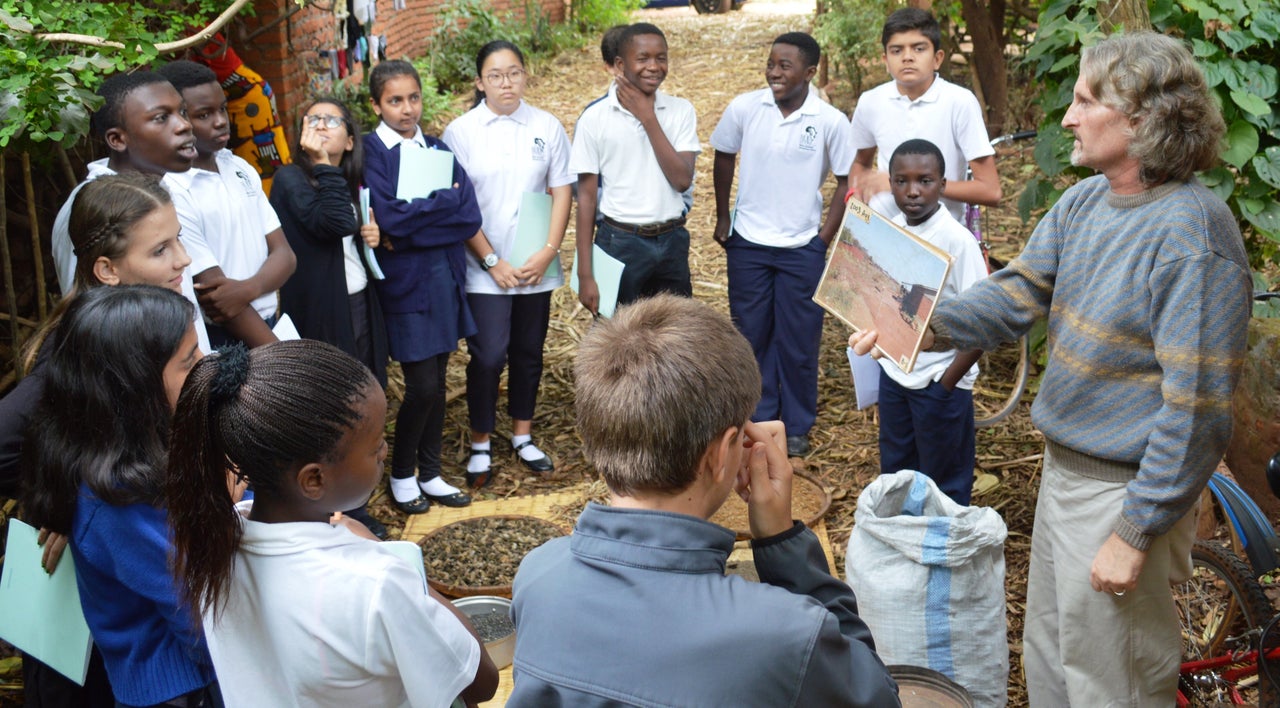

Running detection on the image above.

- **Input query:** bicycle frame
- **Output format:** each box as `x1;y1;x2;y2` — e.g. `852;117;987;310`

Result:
1178;644;1280;706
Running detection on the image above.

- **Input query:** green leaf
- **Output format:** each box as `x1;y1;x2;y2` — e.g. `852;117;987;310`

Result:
1049;54;1076;73
1018;177;1053;223
1232;90;1271;116
1200;166;1236;202
1218;29;1257;53
1192;39;1221;58
1244;200;1280;234
1203;61;1229;88
1254;147;1280;189
1244;197;1265;215
1223;121;1260;168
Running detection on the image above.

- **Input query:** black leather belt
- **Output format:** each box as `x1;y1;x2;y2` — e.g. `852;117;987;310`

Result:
601;215;687;237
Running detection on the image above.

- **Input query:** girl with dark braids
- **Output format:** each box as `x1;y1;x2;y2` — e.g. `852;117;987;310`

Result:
165;340;498;708
22;285;213;708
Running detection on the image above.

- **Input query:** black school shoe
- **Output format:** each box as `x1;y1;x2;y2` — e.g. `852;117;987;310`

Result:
465;448;494;489
514;440;554;473
344;506;390;540
786;435;811;457
387;479;432;515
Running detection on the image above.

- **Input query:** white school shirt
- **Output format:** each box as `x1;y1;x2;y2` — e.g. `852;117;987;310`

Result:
877;207;988;389
710;87;853;249
205;504;480;708
442;100;574;295
569;87;700;224
51;160;211;353
849;75;994;222
375;120;427;151
163;149;282;320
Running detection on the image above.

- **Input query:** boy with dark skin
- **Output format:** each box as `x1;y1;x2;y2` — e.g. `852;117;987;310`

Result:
872;140;987;505
160;61;295;348
572;23;700;313
710;32;852;457
51;73;198;296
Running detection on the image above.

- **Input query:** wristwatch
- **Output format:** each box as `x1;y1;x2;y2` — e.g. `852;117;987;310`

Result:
480;253;499;271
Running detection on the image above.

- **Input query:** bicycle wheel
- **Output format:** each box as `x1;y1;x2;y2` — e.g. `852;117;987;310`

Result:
691;0;722;13
1176;541;1275;705
972;334;1029;428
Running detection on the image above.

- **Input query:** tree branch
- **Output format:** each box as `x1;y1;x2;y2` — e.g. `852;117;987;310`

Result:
26;0;253;54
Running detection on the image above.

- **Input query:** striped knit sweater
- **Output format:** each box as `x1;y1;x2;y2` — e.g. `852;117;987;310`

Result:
932;175;1250;550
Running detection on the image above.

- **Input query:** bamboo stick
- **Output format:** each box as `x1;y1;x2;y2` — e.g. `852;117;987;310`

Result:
0;156;22;378
22;152;47;319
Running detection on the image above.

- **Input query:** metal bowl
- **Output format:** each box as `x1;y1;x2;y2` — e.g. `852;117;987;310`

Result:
452;595;515;669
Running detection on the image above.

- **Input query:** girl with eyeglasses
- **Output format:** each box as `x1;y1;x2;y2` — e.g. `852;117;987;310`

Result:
269;98;391;538
441;41;573;485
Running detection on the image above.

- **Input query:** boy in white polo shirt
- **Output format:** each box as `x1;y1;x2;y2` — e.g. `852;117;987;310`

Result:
877;139;987;504
158;60;295;348
710;32;852;457
571;22;700;314
847;8;999;223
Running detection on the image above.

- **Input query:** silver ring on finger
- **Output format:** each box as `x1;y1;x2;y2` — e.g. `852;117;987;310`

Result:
1113;590;1126;597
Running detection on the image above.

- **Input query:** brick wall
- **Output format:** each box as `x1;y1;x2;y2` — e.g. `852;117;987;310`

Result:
236;0;567;140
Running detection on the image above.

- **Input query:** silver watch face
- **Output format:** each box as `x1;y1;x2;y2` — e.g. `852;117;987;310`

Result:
483;253;499;268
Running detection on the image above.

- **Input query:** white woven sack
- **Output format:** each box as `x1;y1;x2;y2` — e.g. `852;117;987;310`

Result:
845;470;1009;707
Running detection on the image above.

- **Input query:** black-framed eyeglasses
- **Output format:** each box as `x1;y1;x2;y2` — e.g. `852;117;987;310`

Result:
305;114;345;129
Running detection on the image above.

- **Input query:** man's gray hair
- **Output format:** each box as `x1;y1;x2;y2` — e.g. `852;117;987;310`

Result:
1080;31;1225;185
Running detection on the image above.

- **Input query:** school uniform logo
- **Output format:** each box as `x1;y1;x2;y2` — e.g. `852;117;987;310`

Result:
234;169;256;197
798;125;818;152
532;137;546;161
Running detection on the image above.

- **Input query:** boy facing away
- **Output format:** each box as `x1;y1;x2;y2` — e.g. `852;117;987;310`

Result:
571;23;700;314
877;139;987;505
158;60;295;349
710;31;852;458
508;294;900;707
848;7;999;223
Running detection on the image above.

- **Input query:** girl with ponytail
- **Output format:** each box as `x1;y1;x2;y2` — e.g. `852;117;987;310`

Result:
166;340;497;708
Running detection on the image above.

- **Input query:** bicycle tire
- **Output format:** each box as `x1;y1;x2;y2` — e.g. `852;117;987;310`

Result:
972;334;1029;428
1176;541;1276;705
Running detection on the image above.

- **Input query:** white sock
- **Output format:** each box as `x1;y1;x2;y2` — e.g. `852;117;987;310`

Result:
420;476;463;497
468;443;491;474
513;435;544;461
389;475;421;503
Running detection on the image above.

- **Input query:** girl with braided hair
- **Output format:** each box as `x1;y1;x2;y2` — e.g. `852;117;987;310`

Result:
165;340;498;708
22;285;213;707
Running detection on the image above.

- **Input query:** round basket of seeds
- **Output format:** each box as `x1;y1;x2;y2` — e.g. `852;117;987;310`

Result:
417;514;568;598
709;470;832;540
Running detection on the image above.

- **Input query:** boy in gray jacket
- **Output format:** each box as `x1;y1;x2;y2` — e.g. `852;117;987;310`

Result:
509;294;898;707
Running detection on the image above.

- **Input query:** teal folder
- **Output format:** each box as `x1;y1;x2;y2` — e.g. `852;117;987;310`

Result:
507;192;560;277
0;519;93;684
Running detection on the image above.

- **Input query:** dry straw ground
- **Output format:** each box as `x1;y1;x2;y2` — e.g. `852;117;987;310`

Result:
368;2;1047;702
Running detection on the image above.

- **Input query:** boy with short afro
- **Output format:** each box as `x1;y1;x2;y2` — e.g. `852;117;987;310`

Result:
509;294;899;707
157;59;295;349
876;139;987;504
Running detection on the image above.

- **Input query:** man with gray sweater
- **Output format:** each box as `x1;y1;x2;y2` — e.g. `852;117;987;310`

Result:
854;31;1250;706
510;294;898;707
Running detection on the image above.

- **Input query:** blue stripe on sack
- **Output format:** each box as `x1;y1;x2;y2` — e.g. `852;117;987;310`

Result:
922;517;955;677
902;472;930;516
